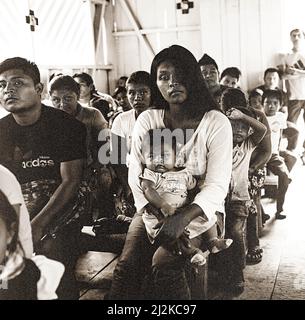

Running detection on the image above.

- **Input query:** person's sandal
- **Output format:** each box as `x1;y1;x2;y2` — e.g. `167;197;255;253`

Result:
246;247;263;264
275;211;287;220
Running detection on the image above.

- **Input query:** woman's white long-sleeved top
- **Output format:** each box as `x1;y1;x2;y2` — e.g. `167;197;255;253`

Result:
128;109;233;239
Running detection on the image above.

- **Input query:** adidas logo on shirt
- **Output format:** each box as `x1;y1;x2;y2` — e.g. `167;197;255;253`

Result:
22;157;55;169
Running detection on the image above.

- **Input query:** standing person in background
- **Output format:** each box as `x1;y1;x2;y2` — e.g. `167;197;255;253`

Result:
224;107;267;294
279;29;305;163
73;72;117;122
221;88;271;266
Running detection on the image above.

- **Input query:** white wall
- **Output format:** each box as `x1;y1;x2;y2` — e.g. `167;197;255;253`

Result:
0;0;95;66
111;0;305;92
199;0;287;91
111;0;202;79
0;0;304;95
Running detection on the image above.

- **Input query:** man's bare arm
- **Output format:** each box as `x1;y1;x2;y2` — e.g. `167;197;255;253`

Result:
31;158;84;245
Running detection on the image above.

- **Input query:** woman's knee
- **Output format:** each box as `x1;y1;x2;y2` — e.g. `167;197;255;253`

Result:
152;246;182;270
115;215;148;267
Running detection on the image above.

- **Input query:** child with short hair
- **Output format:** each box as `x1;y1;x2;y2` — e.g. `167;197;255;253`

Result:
0;190;64;300
246;89;272;263
256;68;288;109
225;88;271;264
262;89;292;219
140;129;233;266
112;86;131;112
224;107;267;294
255;68;299;157
220;67;242;88
249;88;264;112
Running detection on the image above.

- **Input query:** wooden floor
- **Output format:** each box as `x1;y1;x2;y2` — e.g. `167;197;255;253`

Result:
76;251;118;300
75;159;305;300
236;158;305;300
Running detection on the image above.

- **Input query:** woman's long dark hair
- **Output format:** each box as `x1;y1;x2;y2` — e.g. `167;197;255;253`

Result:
0;190;19;255
150;45;220;119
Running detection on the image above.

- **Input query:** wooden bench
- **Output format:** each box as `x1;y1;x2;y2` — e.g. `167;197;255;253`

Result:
76;221;209;299
264;173;278;187
75;251;119;300
75;250;209;300
262;172;278;198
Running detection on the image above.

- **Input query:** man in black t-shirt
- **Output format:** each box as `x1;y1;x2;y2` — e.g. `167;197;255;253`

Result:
0;57;87;299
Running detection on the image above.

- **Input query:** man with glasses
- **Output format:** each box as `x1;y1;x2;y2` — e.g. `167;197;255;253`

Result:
49;75;108;165
49;75;111;221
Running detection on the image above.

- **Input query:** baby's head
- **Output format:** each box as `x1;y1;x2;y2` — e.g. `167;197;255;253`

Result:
262;89;282;116
0;191;19;264
142;129;177;173
229;107;255;146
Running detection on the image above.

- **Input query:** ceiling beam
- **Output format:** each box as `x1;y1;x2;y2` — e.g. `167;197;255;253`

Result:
118;0;154;61
113;25;201;37
90;0;109;5
95;0;107;62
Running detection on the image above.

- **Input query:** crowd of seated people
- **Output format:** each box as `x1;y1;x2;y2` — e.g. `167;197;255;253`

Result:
1;31;305;300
